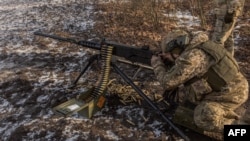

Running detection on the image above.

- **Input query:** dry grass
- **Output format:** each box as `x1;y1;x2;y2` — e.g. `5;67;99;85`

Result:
93;0;214;50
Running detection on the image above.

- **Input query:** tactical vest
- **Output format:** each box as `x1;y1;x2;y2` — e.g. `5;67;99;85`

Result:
193;41;239;91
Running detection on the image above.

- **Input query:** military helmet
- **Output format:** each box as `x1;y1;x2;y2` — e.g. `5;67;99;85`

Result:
161;30;190;54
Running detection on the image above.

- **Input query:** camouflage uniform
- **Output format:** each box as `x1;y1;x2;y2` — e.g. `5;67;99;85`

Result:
212;0;245;55
152;31;249;138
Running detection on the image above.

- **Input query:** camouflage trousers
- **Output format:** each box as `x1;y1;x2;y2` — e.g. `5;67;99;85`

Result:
193;75;249;133
174;73;249;139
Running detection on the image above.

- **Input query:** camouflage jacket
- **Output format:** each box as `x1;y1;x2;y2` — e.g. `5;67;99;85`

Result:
152;40;248;104
152;43;214;91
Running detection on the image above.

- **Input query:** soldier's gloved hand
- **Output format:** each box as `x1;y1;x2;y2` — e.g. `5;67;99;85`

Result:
224;12;234;23
151;55;162;65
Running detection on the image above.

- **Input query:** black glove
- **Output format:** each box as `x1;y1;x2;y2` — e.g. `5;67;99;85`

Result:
224;12;234;23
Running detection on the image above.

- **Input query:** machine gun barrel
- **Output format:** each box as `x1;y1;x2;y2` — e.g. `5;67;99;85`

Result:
34;31;101;50
34;31;153;66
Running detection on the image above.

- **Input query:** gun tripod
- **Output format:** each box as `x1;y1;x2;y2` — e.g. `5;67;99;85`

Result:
69;52;189;141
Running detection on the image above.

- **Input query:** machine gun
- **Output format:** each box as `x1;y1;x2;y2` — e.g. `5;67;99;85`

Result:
34;31;190;141
34;32;153;65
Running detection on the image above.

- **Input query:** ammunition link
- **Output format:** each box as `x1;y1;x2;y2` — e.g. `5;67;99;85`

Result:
92;45;113;98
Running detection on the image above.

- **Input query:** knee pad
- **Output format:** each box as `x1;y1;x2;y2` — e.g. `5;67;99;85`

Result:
173;106;204;134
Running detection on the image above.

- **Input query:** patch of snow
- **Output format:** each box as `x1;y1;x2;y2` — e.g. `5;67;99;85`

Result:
164;10;200;29
37;95;49;103
0;97;13;113
147;120;163;137
105;130;121;140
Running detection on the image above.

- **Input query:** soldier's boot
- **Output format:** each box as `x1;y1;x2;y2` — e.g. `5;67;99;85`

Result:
233;118;250;125
203;131;223;141
228;109;250;125
173;106;223;141
238;109;250;124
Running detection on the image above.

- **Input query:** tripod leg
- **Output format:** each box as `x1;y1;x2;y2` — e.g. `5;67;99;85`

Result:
69;54;99;88
111;63;190;141
132;67;142;79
